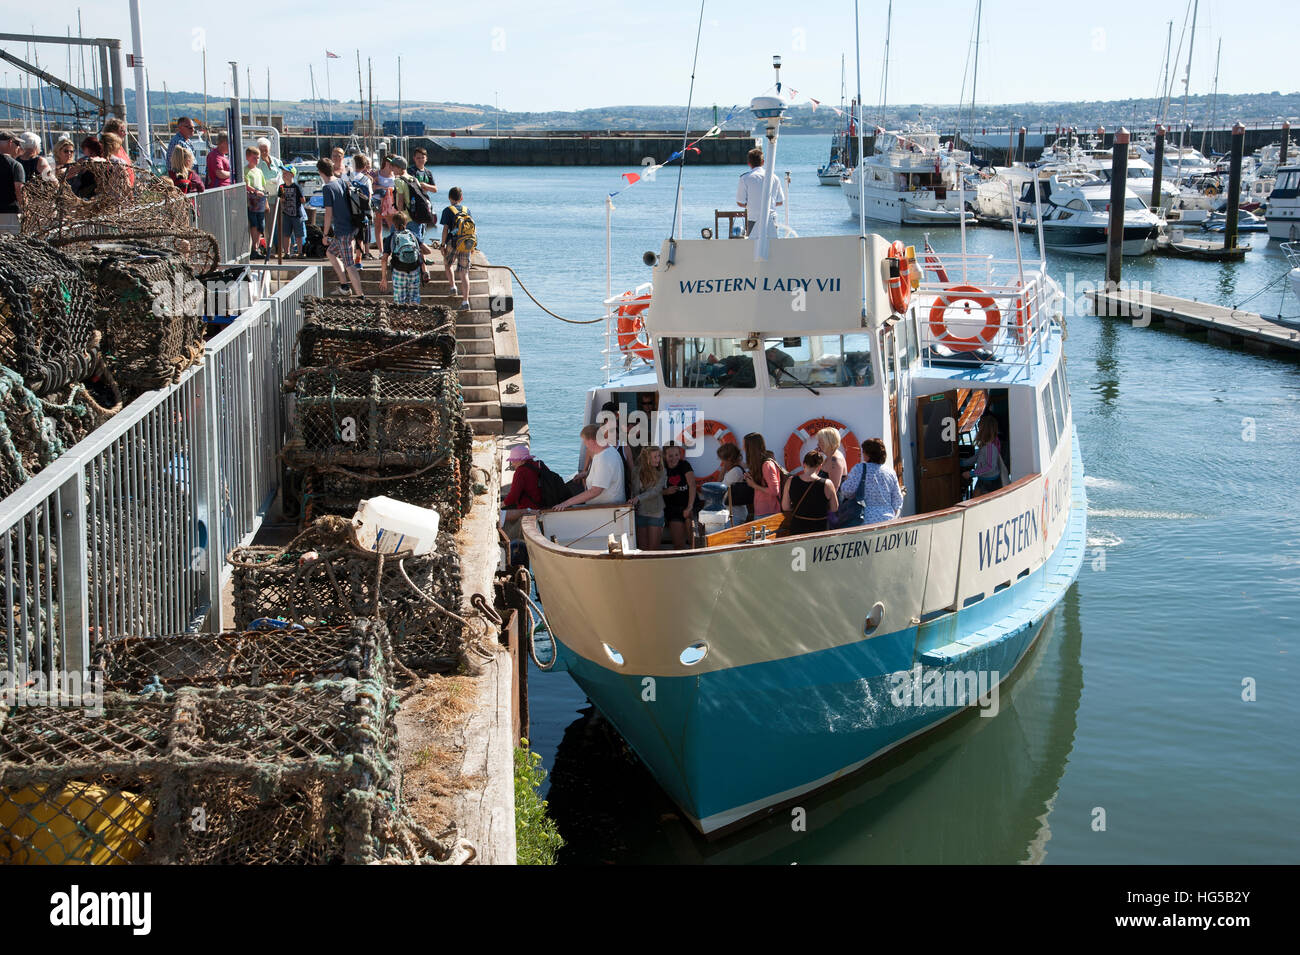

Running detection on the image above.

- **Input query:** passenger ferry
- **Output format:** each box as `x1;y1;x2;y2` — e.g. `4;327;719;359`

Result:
522;84;1087;836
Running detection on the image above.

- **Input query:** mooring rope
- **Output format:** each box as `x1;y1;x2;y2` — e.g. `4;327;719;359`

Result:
485;263;605;324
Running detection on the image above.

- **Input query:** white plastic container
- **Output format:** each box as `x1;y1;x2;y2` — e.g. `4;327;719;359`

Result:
698;509;730;536
352;496;440;555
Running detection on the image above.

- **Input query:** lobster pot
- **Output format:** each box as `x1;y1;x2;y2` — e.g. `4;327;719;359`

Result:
302;462;466;534
0;680;447;865
38;367;123;454
284;367;464;470
298;297;459;373
228;526;465;670
70;242;204;399
0;366;72;499
94;619;391;693
20;162;219;274
0;236;102;395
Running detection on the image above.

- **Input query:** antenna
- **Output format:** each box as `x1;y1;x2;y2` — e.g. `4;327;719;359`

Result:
670;0;707;241
853;0;868;327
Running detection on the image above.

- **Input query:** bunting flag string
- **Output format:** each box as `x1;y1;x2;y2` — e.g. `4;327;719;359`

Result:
607;103;742;198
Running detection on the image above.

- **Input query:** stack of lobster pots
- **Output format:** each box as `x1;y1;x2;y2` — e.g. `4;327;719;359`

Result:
283;297;476;533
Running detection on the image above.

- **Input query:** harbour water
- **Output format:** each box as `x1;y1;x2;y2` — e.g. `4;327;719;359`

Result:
447;134;1300;863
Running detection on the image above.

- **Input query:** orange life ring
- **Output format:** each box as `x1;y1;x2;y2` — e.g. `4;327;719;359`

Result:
615;291;654;361
928;284;1001;353
885;240;913;313
675;419;738;482
784;418;862;473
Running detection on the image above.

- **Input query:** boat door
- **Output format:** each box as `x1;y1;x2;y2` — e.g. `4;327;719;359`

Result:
915;390;963;513
881;327;904;486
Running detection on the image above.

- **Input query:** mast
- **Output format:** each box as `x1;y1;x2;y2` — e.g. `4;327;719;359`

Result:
1201;38;1220;155
1157;20;1172;123
969;0;982;146
309;65;321;155
877;0;892;130
1176;0;1198;185
853;0;868;326
202;47;208;131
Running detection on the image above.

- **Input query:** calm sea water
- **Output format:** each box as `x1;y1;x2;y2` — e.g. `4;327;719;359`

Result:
441;135;1300;864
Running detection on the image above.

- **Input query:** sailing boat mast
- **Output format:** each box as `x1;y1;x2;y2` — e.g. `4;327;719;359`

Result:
969;0;982;144
1176;0;1199;184
1201;37;1221;156
877;0;892;130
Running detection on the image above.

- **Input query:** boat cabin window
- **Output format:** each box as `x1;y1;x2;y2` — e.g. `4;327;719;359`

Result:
1066;198;1089;212
1087;196;1147;212
898;315;919;370
1042;377;1060;456
1049;367;1067;438
657;337;756;389
763;334;875;388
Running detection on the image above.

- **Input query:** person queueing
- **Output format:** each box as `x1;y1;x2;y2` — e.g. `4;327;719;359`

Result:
816;427;847;489
834;437;903;528
742;432;782;518
963;416;1005;497
168;146;205;194
716;442;749;525
781;450;838;536
631;445;667;551
277;166;307;256
661;442;696;549
439;187;475;312
319;158;362;297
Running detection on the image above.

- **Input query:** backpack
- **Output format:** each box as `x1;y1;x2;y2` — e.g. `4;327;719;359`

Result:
345;178;372;224
448;204;477;253
535;461;568;509
304;223;326;258
390;229;421;271
403;176;435;225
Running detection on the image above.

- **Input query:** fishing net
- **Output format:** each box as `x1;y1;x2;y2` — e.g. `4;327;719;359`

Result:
0;366;70;500
297;297;459;374
37;368;123;455
0;235;103;396
68;242;205;399
94;620;389;694
19;161;218;274
283;367;464;470
0;681;455;864
228;518;465;671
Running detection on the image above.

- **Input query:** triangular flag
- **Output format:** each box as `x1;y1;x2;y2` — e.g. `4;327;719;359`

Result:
810;98;820;112
622;172;640;185
685;146;700;155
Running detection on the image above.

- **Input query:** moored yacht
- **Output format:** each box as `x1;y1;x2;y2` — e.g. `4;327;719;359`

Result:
1265;165;1300;241
522;81;1086;835
842;125;971;225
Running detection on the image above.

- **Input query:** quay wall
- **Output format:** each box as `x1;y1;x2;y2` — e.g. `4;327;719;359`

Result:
280;130;758;165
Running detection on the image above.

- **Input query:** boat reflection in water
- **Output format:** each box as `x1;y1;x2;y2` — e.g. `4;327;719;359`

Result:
546;587;1084;864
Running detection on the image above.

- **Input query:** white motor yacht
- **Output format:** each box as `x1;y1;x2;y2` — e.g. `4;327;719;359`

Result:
842;126;971;225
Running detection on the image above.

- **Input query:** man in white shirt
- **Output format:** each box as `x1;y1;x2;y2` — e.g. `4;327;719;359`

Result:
555;424;626;509
736;146;785;236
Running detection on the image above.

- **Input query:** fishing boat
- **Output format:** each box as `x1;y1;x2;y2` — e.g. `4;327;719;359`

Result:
522;78;1087;835
842;125;972;225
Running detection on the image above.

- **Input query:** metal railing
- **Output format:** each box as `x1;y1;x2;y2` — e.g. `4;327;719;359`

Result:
0;267;322;687
193;184;252;265
915;253;1060;375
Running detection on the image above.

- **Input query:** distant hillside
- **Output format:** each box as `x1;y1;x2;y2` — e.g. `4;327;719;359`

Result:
4;87;1297;134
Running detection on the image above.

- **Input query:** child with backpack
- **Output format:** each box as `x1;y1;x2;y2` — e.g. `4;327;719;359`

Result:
380;211;432;304
277;166;307;257
439;187;477;312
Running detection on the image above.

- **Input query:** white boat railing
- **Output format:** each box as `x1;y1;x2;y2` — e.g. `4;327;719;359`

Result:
193;184;254;266
0;268;322;688
915;253;1058;375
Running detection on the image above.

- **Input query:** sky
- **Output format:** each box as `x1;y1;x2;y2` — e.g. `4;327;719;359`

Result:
0;0;1296;115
